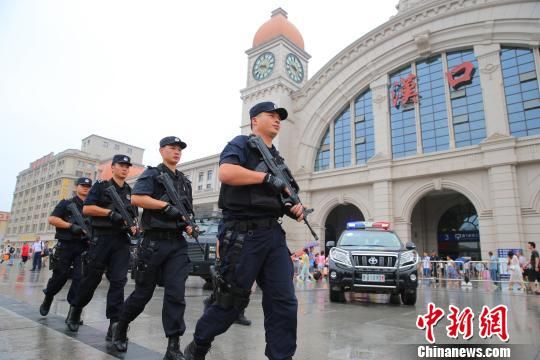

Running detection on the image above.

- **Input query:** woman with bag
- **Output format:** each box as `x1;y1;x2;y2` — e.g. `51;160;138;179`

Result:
507;251;525;291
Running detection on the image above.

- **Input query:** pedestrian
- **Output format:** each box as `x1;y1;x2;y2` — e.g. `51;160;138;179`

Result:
111;137;196;358
317;251;326;279
446;256;459;287
39;177;92;317
41;241;50;269
20;242;30;267
422;252;431;281
30;238;44;271
65;154;139;341
297;249;314;282
7;244;15;266
507;250;525;291
430;251;440;283
525;242;539;294
184;101;305;360
488;251;499;288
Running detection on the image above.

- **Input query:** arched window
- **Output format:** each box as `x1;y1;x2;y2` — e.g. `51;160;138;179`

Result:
313;89;374;172
389;66;417;158
501;47;540;137
334;108;351;168
354;90;374;164
314;128;330;171
446;50;486;148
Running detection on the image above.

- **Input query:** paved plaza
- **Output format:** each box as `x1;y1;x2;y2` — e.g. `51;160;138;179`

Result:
0;264;538;360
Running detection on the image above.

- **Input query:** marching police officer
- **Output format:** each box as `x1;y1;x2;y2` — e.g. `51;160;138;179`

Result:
184;102;305;360
112;137;194;360
39;177;92;316
66;155;139;341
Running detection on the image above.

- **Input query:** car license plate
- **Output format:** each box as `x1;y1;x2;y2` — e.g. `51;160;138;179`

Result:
362;274;385;282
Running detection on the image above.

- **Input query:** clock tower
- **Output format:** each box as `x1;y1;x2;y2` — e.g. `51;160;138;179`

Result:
240;8;310;153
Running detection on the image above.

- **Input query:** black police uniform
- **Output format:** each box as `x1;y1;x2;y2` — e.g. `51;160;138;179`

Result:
187;135;298;360
67;173;137;332
40;194;89;314
117;163;192;338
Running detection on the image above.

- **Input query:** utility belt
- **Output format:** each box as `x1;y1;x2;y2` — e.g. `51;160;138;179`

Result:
144;229;183;240
223;217;279;232
92;228;126;236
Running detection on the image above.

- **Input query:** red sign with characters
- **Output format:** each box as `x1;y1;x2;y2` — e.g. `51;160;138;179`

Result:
391;73;419;109
446;61;475;89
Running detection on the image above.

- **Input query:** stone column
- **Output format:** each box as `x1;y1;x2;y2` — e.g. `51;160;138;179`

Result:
488;164;524;249
474;44;510;137
372;181;393;222
370;75;392;159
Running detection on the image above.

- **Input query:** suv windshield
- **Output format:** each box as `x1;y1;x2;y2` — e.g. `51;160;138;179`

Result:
338;230;402;250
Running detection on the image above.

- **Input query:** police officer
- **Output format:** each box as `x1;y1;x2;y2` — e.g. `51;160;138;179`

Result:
112;137;194;360
184;102;305;360
39;177;92;316
66;155;139;341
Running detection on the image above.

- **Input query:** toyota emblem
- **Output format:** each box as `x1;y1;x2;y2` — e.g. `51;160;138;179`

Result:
368;257;378;265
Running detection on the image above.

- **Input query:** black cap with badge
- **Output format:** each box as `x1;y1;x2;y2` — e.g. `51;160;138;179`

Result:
160;136;187;149
112;154;132;166
249;101;288;120
76;177;92;187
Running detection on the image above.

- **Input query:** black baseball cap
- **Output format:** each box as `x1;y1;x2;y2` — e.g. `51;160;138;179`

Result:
249;101;288;120
112;154;132;166
160;136;187;149
76;177;92;187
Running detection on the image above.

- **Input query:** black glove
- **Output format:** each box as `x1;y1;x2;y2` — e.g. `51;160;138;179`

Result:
161;204;182;219
70;224;84;235
108;211;124;224
263;173;286;195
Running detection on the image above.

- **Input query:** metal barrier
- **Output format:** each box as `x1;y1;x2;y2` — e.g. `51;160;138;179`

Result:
418;260;531;287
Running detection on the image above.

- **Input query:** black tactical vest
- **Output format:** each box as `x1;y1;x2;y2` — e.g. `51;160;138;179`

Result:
55;196;88;242
140;164;194;231
218;137;284;219
90;179;134;230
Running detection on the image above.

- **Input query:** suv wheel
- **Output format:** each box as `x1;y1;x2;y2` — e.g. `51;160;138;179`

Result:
329;288;346;303
401;289;416;305
389;293;401;305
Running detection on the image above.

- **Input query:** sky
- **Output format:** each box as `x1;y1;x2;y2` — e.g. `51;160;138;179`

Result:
0;0;398;210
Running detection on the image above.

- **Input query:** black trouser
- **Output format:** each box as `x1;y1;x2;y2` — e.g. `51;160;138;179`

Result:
194;222;297;360
72;231;130;322
43;241;86;305
120;231;190;337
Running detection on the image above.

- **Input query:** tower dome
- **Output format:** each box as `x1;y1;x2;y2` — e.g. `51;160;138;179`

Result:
252;8;304;50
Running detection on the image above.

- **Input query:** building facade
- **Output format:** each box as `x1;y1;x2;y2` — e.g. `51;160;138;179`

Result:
0;211;11;244
5;136;145;244
183;0;540;260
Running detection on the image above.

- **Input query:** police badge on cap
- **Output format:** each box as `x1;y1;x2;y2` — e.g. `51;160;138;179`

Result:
76;177;93;187
159;136;187;149
112;154;132;166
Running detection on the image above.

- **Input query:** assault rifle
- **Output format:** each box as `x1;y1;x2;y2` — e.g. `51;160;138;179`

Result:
156;172;204;252
247;135;319;241
66;202;91;240
105;185;139;235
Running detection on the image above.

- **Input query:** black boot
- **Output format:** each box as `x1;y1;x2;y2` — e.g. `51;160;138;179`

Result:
112;320;129;352
106;320;117;341
234;310;252;326
184;340;210;360
66;306;83;332
164;336;186;360
39;294;54;316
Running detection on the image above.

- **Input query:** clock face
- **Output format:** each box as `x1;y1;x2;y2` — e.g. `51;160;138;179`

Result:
286;53;304;83
252;52;275;81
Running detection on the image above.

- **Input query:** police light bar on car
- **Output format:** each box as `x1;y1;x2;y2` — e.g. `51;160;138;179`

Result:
346;221;391;230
